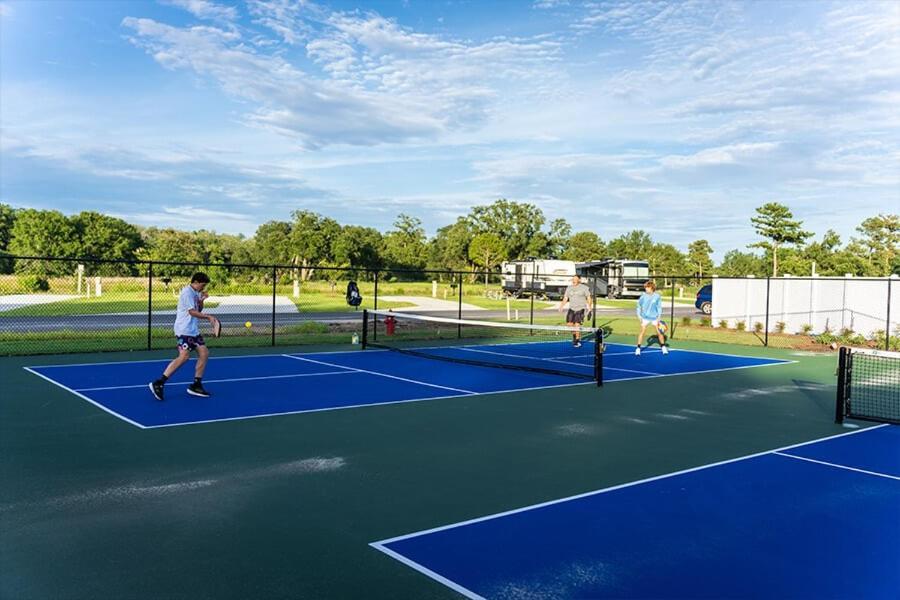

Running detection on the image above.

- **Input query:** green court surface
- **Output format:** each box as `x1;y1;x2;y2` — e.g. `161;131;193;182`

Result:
0;337;867;599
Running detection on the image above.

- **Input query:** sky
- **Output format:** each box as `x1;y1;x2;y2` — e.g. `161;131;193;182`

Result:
1;0;898;259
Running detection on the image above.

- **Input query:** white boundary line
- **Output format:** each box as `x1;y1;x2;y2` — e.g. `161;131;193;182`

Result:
74;370;355;392
22;367;148;429
282;354;477;395
141;381;596;429
369;423;892;599
603;360;796;383
772;451;900;481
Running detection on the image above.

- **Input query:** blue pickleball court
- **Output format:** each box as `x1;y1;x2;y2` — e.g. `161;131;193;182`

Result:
24;342;788;428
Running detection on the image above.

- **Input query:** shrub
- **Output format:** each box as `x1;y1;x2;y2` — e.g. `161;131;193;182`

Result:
699;317;711;327
19;275;50;292
775;321;786;334
753;322;764;333
292;322;330;334
801;323;814;334
718;319;729;329
681;316;692;326
736;321;747;331
839;327;854;339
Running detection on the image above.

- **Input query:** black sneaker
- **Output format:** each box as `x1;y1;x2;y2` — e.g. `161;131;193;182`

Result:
573;340;582;348
187;383;211;398
149;380;165;401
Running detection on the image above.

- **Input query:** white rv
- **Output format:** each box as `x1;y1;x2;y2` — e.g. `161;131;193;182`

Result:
501;259;576;299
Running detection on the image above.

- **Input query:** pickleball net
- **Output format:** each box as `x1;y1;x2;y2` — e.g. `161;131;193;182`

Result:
835;347;900;424
362;310;603;384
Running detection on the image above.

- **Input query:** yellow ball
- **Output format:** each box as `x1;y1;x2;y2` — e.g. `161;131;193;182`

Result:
245;321;252;328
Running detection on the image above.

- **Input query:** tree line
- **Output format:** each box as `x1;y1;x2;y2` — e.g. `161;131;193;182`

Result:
0;200;896;280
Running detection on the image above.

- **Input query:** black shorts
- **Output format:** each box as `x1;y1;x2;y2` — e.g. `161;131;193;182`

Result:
566;309;585;324
176;335;206;351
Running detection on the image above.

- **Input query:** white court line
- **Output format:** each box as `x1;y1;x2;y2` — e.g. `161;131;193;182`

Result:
374;544;485;600
282;354;477;395
370;423;891;595
142;380;596;429
74;370;355;392
603;360;796;383
772;452;900;481
603;366;661;376
22;367;148;429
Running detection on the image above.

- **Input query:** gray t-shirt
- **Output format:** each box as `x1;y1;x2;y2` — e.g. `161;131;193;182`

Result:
565;283;591;311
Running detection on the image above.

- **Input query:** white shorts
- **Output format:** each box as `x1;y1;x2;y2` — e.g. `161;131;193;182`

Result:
640;318;659;327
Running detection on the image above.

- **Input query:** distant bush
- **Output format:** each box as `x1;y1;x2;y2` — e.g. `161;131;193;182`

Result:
775;321;786;334
718;319;729;329
19;275;50;292
736;321;747;331
699;317;711;327
753;322;764;333
681;316;692;326
801;323;814;334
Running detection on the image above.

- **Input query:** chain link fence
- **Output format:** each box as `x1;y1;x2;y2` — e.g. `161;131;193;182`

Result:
0;256;896;355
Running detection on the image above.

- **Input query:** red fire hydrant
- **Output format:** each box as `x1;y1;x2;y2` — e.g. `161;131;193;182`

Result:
385;314;397;336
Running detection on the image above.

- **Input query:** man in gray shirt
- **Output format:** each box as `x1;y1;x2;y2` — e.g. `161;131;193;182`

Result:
561;275;593;348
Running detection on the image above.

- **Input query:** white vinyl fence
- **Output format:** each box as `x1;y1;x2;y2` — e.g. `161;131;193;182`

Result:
711;275;899;337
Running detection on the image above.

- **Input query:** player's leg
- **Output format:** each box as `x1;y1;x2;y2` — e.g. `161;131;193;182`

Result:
149;342;191;401
636;321;648;355
187;338;211;398
657;322;669;355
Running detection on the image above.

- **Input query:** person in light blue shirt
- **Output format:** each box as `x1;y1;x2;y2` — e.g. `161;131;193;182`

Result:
635;280;668;356
149;272;220;401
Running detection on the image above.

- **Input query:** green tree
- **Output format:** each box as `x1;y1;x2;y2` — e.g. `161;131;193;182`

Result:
561;231;605;262
469;199;545;260
0;203;17;273
717;250;766;277
427;217;473;273
649;244;688;283
606;230;654;260
72;211;143;275
253;221;294;266
750;202;811;277
687;240;713;280
852;214;899;276
332;225;384;272
139;228;207;277
528;218;572;258
468;232;505;286
8;209;80;276
384;214;427;273
289;211;340;280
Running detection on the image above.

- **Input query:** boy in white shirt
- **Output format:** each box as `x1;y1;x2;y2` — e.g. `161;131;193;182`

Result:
149;272;219;401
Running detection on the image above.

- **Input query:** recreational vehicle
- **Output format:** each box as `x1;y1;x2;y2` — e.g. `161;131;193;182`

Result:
575;259;650;298
501;259;575;299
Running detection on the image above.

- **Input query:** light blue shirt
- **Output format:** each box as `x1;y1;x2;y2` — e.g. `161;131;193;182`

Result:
637;291;662;320
174;285;201;337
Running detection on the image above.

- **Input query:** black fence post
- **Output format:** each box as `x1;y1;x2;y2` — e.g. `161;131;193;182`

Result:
591;275;597;329
271;265;277;346
764;276;771;347
147;261;153;351
886;277;893;351
669;277;676;339
457;272;463;339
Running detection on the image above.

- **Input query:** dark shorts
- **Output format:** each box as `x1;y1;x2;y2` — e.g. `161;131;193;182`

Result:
176;335;206;351
566;309;585;324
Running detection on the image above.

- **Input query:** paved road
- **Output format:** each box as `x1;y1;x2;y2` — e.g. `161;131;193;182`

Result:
0;306;698;333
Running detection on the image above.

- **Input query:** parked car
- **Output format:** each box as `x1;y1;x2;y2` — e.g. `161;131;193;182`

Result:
695;284;712;314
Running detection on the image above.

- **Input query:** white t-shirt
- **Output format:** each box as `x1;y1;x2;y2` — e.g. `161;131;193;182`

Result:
174;285;201;337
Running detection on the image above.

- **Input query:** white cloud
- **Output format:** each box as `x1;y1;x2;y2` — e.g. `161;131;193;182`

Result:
164;0;239;22
659;142;780;169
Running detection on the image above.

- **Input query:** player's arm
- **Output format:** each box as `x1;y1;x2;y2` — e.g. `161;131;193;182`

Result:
188;309;214;320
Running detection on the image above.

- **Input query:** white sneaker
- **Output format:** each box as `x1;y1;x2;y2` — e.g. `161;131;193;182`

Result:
634;346;641;356
661;346;669;355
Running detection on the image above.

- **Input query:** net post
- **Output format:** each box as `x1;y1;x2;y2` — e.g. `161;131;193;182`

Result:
595;328;603;387
147;261;153;351
361;309;369;350
886;277;892;352
271;265;277;346
457;272;463;339
764;276;771;347
834;346;850;424
373;271;379;342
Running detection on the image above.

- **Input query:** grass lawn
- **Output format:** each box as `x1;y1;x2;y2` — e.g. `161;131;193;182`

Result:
0;294;221;317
